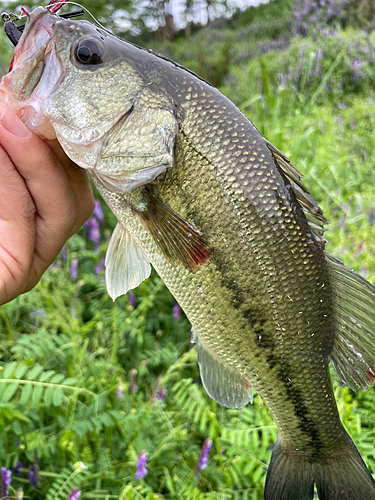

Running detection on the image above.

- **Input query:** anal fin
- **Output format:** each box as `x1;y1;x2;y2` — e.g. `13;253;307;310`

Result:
105;222;151;300
193;329;253;408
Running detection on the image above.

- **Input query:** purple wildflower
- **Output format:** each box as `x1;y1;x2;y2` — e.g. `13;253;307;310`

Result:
75;462;87;472
116;384;125;398
172;302;181;319
29;462;39;488
95;258;105;275
366;206;375;225
31;308;46;318
129;369;138;392
1;467;11;499
93;200;105;223
196;438;212;478
361;265;369;277
89;217;101;252
70;258;78;279
61;246;68;260
67;487;81;500
129;292;136;309
361;149;369;161
153;387;167;403
356;245;364;257
334;115;343;126
135;450;148;480
13;460;23;477
1;468;11;486
341;203;348;213
278;72;289;87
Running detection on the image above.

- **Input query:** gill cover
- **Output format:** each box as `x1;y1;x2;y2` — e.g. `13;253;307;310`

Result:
41;15;179;192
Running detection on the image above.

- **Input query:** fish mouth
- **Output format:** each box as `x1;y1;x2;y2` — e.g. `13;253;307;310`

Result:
0;8;64;138
13;7;57;67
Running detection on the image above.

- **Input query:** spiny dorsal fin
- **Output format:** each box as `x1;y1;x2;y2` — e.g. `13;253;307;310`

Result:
266;140;328;241
136;188;211;273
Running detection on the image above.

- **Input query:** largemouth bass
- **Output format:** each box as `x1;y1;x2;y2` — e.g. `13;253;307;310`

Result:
2;7;375;500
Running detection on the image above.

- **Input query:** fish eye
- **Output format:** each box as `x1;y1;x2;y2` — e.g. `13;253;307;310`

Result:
74;38;103;65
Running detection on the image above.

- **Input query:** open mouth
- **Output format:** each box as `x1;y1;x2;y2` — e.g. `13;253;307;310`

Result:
13;8;57;68
0;8;58;101
0;8;64;139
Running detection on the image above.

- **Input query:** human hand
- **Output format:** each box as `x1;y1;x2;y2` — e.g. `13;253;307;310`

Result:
0;103;95;306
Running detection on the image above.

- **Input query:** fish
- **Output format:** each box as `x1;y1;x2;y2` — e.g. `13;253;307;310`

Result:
1;7;375;500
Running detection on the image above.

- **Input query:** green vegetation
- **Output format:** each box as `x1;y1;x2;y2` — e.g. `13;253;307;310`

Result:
0;0;375;498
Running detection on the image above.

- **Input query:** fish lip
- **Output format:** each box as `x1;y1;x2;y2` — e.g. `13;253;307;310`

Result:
1;8;58;99
0;8;66;138
12;8;57;68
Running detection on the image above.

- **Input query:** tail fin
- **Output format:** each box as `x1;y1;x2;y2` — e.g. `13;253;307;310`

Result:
264;439;314;500
264;436;375;500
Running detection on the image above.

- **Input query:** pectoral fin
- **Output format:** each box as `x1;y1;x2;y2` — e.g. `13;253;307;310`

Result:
105;222;151;300
136;189;211;273
193;329;253;408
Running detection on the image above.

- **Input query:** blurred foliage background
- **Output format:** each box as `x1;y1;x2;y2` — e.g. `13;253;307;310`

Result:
0;0;374;498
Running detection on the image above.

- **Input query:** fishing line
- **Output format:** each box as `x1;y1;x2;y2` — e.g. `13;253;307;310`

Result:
3;1;108;34
49;1;108;31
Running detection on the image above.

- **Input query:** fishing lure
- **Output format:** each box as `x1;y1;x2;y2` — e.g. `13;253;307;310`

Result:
2;1;84;47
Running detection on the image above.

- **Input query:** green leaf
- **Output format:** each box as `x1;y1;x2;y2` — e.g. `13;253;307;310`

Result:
20;384;32;406
52;388;64;407
97;412;115;427
10;410;30;423
50;374;65;384
39;370;56;382
44;386;54;407
15;364;28;379
26;365;44;381
63;378;78;386
12;419;22;435
252;465;265;484
3;362;17;379
32;385;43;406
2;383;19;402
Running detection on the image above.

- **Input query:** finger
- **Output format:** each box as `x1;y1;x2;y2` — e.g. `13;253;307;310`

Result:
0;144;36;303
45;139;95;236
0;105;80;280
0;104;78;227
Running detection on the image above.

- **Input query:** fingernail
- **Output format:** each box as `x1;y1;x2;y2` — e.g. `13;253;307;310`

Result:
0;105;30;138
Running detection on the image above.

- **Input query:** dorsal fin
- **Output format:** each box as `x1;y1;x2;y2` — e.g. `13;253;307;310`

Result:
266;140;328;242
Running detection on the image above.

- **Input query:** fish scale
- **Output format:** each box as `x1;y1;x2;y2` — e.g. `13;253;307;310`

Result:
154;99;340;453
2;8;375;499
